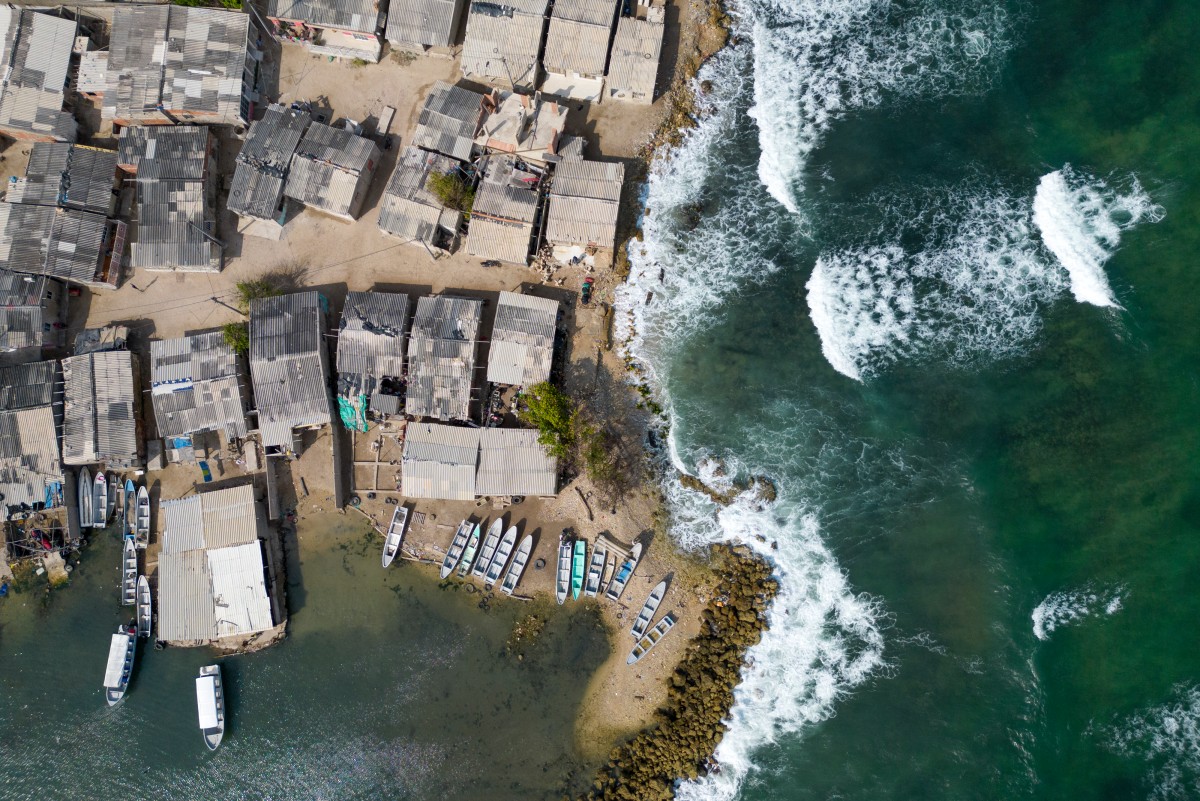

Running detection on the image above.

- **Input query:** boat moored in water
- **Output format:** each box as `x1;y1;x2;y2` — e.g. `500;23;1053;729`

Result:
555;533;572;605
605;542;643;602
121;538;137;607
500;535;533;596
632;579;668;639
136;575;152;639
382;505;409;568
135;486;150;549
78;467;93;530
627;613;676;665
441;520;473;579
106;473;118;522
195;664;226;750
484;525;519;589
93;472;107;528
123;479;136;539
102;623;137;705
472;518;504;579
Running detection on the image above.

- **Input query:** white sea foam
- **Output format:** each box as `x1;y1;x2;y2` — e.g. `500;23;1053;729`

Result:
1033;165;1165;307
1098;684;1200;799
1031;584;1125;641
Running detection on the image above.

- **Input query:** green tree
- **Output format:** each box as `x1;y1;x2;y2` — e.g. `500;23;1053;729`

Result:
427;170;475;214
235;279;282;313
523;382;576;460
222;322;250;355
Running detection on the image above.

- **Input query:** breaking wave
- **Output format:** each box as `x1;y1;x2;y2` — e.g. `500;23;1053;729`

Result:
1097;684;1200;800
1031;584;1125;641
1032;165;1165;308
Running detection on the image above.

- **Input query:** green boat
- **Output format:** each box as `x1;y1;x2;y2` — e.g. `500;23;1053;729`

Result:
457;523;481;578
571;540;587;600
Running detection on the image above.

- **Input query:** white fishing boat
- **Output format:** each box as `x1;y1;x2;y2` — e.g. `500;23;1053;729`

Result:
555;533;572;605
584;545;605;597
598;550;616;595
135;486;150;549
78;467;93;529
196;664;226;751
604;542;643;602
471;518;504;579
484;525;518;589
381;505;409;568
106;473;118;522
123;479;136;539
136;575;152;639
631;579;668;639
500;535;533;596
102;624;137;705
457;523;482;578
121;538;137;606
627;613;676;665
440;520;473;579
92;472;107;528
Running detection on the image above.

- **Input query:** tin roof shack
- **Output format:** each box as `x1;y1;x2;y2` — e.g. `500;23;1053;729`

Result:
0;361;64;512
61;348;142;469
267;0;386;62
150;331;250;448
605;1;665;104
460;0;549;92
0;203;120;288
118;126;222;273
8;143;119;216
406;295;482;421
377;146;463;256
104;6;262;127
466;157;541;265
486;291;558;385
546;158;623;254
336;291;409;429
0;9;77;143
157;483;284;649
400;423;557;499
0;270;66;357
477;427;557;496
541;0;619;102
476;90;566;165
412;81;485;162
386;0;464;50
249;291;334;454
284;122;381;222
227;104;312;239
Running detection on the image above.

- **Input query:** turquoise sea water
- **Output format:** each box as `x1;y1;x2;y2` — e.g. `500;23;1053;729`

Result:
622;0;1200;799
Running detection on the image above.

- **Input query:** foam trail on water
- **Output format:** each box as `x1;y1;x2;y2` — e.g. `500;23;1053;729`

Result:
1033;165;1165;307
1031;583;1126;641
1096;684;1200;799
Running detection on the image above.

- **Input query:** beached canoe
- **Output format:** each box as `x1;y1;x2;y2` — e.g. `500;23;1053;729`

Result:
599;550;616;595
484;525;519;589
605;542;643;602
124;479;136;539
135;486;150;549
106;473;118;522
500;535;533;596
382;505;409;568
136;575;152;639
555;534;572;605
196;664;226;751
627;613;676;665
121;538;137;607
571;540;586;600
632;579;668;639
102;623;137;705
472;518;504;579
78;467;93;530
584;545;605;598
441;520;473;579
92;472;107;528
457;523;482;578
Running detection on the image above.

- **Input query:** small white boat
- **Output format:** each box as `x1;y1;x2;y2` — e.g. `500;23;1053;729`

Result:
135;486;150;549
500;535;533;596
102;624;137;705
93;472;107;528
627;613;676;665
457;523;482;578
196;664;226;751
555;533;572;605
136;575;152;639
121;538;137;607
471;518;504;579
382;505;409;568
605;542;643;602
78;467;93;530
124;479;136;539
598;550;616;595
440;520;472;579
632;579;668;639
484;525;519;589
584;545;605;598
106;473;118;522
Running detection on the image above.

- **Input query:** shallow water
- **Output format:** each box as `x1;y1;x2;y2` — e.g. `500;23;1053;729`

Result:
0;519;606;801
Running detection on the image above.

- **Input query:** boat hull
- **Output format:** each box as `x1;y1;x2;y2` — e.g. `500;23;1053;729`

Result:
500;535;533;596
484;526;518;588
196;664;225;750
382;506;408;568
441;521;472;579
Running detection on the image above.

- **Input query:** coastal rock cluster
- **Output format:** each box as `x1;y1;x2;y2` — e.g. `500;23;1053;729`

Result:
578;545;778;801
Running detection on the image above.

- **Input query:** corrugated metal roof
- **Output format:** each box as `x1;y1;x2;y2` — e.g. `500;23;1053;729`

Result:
283;122;379;219
9;143;117;215
150;331;249;439
62;349;139;467
466;159;538;263
337;291;409;378
0;270;48;352
546;158;623;248
131;178;220;272
210;542;273;637
161;484;261;553
228;164;285;222
0;357;62;508
158;549;214;641
249;292;332;448
229;104;310;220
406;295;482;421
477;426;557;496
0;360;57;410
76;50;107;94
465;216;533;264
412;81;484;161
0;202;108;285
542;0;617;77
557;134;587;160
401;422;479;499
461;0;548;91
117;126;210;177
385;0;463;47
377;146;460;244
486;291;557;384
606;15;663;103
268;0;383;34
0;11;77;142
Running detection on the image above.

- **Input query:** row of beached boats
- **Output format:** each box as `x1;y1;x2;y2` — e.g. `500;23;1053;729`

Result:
556;534;643;605
78;468;150;548
439;517;534;596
